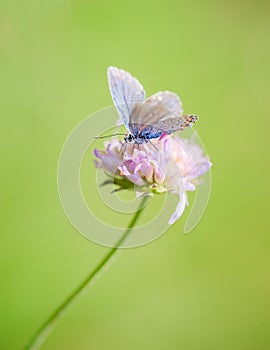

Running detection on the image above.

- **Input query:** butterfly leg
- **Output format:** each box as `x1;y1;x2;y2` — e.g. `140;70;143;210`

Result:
149;139;158;151
120;141;128;155
120;142;124;154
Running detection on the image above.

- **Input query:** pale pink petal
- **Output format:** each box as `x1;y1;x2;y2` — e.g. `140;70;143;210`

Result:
94;134;212;225
168;191;189;225
119;165;145;186
139;161;153;182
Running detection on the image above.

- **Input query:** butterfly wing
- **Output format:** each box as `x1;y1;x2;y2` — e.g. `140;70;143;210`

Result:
107;67;145;131
145;91;183;115
129;91;183;135
129;103;175;135
140;114;198;139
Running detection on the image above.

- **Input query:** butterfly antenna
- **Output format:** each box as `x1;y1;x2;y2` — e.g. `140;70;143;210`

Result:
94;133;126;139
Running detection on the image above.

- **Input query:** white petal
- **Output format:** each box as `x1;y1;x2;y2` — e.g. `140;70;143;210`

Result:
168;191;188;225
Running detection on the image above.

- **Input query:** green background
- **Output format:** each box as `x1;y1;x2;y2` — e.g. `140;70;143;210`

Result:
1;0;270;349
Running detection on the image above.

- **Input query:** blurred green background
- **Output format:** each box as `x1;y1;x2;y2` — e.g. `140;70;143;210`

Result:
1;0;270;349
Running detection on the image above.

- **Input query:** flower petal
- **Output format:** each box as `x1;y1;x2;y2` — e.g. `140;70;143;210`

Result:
168;191;189;225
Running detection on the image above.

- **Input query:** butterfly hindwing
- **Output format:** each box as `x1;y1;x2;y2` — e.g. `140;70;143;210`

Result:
129;103;177;136
145;91;183;115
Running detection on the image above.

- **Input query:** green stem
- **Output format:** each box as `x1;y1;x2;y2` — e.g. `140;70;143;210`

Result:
24;196;148;350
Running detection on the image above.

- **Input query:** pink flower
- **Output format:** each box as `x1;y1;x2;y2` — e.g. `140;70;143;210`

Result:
94;136;212;225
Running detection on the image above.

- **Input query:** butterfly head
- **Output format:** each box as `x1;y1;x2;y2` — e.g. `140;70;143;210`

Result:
124;133;135;143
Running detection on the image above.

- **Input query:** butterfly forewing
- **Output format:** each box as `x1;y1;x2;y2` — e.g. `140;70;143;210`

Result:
107;67;145;131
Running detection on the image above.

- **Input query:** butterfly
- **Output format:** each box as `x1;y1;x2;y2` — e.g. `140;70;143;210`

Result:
107;66;198;145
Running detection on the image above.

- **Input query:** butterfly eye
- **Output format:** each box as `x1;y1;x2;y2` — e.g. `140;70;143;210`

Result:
125;134;133;143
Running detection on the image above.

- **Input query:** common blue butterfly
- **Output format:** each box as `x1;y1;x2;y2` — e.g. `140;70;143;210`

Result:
107;66;198;145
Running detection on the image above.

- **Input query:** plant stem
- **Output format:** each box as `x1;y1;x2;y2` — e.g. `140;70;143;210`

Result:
24;196;148;350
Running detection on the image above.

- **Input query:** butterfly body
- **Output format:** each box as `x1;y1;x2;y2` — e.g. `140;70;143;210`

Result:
107;67;198;145
127;123;163;144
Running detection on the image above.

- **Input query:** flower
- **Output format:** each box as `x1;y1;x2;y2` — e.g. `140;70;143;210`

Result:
94;135;212;225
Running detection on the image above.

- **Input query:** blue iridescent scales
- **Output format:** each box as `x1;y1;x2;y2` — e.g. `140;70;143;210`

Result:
107;66;198;144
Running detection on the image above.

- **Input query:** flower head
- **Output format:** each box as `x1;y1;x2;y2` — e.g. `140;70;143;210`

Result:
94;135;212;224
